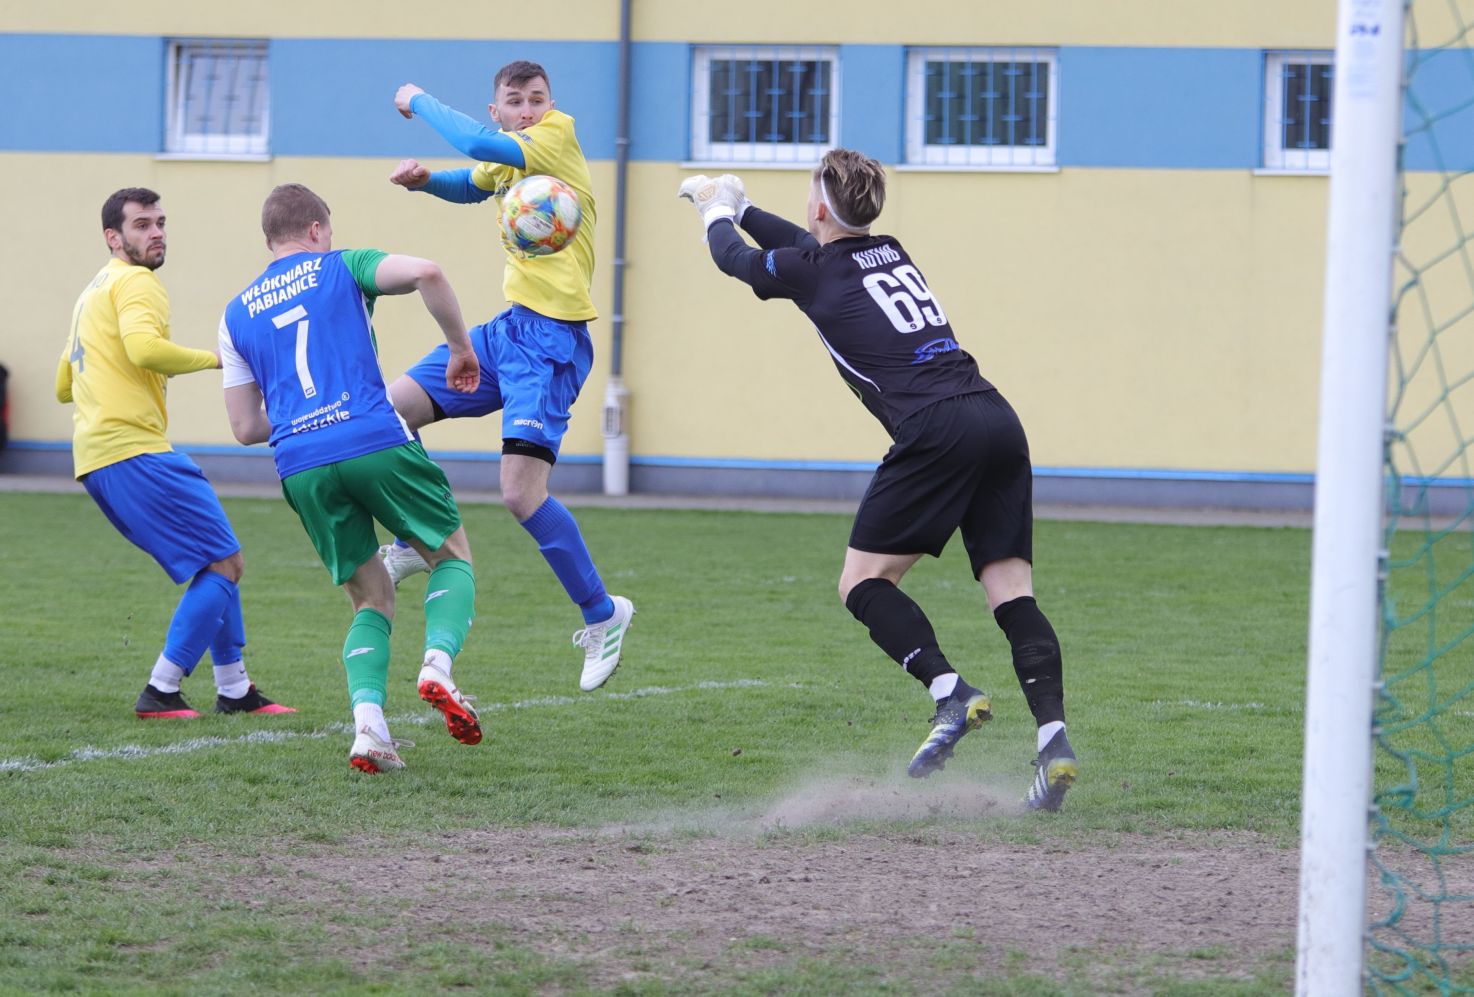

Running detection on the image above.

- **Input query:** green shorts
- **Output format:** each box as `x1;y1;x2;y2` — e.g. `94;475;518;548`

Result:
281;442;462;585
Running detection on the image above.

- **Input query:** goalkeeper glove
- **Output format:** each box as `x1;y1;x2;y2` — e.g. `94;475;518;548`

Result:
677;175;742;230
713;174;753;224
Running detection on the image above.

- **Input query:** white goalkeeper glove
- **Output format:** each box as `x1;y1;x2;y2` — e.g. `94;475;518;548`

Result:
677;174;743;230
714;174;753;224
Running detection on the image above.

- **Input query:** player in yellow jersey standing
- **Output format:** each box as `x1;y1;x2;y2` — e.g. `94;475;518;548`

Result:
57;187;294;720
382;61;635;693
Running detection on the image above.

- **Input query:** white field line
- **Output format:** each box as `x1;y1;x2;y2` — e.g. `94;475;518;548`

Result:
0;679;779;774
1152;699;1273;711
1151;699;1474;720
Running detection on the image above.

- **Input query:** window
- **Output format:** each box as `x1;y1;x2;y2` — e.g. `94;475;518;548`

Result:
905;48;1058;169
690;46;838;164
1263;52;1332;172
165;39;270;159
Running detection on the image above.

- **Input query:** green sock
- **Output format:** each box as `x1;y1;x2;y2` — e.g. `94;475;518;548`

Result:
424;559;476;660
343;608;391;708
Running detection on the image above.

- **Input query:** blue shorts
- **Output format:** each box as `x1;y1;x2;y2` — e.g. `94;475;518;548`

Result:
83;450;241;584
405;304;594;456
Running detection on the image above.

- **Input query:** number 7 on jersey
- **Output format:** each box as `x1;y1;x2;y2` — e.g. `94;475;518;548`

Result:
272;305;316;399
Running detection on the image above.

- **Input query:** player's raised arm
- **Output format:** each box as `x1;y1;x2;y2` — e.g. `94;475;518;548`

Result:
714;173;817;251
371;254;479;394
678;175;806;301
394;83;527;168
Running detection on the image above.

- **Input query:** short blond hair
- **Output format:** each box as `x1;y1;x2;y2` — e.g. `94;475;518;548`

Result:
813;149;887;228
262;183;331;245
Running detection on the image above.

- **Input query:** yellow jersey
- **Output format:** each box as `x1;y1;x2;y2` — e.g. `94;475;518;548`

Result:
472;109;598;322
56;258;217;478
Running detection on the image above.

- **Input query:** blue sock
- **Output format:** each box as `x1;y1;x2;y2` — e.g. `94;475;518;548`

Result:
208;579;246;666
520;496;614;624
163;571;236;677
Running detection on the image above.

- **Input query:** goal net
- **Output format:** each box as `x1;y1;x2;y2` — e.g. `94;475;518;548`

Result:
1366;2;1474;991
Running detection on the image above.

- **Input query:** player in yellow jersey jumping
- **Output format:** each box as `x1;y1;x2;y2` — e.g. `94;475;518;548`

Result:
383;61;634;693
57;187;294;719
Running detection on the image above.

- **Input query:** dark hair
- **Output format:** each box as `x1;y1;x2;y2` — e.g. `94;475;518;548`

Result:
494;60;551;95
101;187;160;232
261;183;331;245
813;149;887;229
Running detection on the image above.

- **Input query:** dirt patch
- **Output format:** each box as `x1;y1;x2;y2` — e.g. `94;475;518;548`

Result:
115;778;1473;991
195;777;1321;991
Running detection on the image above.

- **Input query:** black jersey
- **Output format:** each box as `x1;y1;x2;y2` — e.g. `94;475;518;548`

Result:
708;208;992;438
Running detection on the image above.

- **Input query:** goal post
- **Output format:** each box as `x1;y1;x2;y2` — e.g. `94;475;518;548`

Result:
1297;0;1405;993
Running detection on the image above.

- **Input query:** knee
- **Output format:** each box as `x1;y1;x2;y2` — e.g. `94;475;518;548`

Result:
433;530;473;567
837;569;866;606
212;552;245;584
501;489;538;523
840;574;891;616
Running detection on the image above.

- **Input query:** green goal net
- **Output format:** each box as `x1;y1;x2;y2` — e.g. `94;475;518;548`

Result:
1368;4;1474;991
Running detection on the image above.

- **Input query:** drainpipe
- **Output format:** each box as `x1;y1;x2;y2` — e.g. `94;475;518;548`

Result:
601;0;633;495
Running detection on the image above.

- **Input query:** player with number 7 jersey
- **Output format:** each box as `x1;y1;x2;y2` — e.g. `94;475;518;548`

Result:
219;183;486;774
221;249;415;478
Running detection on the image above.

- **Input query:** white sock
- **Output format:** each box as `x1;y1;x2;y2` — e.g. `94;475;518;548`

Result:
213;660;251;699
354;703;391;742
928;673;959;702
150;656;186;693
1037;720;1065;753
423;648;453;676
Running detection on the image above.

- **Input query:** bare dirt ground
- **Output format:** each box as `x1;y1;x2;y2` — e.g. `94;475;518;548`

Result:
227;824;1299;991
190;774;1333;993
194;774;1469;993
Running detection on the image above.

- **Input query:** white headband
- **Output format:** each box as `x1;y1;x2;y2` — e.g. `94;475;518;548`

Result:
819;175;868;233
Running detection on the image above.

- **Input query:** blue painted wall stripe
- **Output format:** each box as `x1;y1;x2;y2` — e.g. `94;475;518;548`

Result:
2;34;164;152
1057;47;1263;169
5;32;1469;170
840;45;905;163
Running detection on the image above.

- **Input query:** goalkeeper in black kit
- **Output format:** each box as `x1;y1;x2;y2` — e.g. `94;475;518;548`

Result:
678;149;1078;811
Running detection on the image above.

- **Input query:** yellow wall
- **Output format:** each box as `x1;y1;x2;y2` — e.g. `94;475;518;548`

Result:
4;1;1335;46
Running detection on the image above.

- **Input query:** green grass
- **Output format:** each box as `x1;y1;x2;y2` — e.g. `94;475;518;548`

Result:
0;491;1322;993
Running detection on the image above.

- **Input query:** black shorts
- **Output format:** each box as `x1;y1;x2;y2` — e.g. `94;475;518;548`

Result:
849;390;1033;578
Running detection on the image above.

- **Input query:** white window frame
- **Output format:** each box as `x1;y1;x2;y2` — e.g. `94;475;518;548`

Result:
904;47;1059;170
689;46;840;167
1262;51;1332;174
163;39;270;161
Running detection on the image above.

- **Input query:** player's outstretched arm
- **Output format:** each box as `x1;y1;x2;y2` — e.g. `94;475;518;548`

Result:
390;159;495;205
395;84;527;169
372;255;479;394
705;174;815;251
122;333;219;376
738;204;816;251
224;383;271;445
115;277;219;375
679;177;804;299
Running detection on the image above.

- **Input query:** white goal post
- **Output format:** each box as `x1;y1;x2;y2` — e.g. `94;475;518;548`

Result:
1297;0;1405;994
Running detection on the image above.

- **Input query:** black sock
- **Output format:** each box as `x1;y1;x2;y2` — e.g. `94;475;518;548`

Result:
844;577;955;687
993;595;1065;725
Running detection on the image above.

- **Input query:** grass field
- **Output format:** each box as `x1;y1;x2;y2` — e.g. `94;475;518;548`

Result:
0;489;1323;994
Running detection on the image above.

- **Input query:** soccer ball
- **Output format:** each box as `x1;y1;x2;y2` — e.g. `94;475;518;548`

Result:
500;174;582;257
